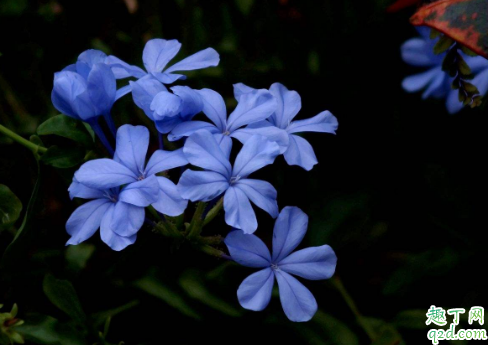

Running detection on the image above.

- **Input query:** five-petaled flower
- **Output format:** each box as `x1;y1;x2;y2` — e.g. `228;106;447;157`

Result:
224;206;337;322
401;27;488;114
233;82;338;171
106;38;219;85
67;125;188;250
177;130;280;234
168;87;288;152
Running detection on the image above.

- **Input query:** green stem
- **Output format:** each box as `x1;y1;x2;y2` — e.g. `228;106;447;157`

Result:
203;197;224;226
332;276;377;341
0;124;47;154
187;202;207;239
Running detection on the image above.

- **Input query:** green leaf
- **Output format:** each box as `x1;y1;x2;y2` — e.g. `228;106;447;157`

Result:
311;310;360;345
433;35;454;54
134;276;201;320
42;275;86;323
91;300;139;328
393;309;428;330
40;146;85;168
65;243;95;273
0;184;22;231
0;159;41;271
366;317;404;345
16;315;86;345
179;270;242;317
235;0;254;15
37;115;93;147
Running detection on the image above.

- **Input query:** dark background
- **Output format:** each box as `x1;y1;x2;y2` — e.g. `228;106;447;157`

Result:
0;0;487;344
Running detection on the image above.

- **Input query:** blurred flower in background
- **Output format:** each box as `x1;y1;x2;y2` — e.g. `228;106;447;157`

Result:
401;27;488;114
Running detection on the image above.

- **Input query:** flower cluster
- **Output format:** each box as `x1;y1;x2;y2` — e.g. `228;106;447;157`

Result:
52;38;338;321
401;27;488;114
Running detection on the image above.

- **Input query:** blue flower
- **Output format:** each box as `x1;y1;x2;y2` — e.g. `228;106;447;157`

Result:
168;87;288;152
224;206;337;322
52;49;128;135
66;179;141;251
67;125;188;250
177;130;280;234
401;27;488;114
130;78;203;134
105;38;219;84
233;82;338;171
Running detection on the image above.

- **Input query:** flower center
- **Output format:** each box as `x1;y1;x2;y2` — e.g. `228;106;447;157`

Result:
137;175;145;181
223;130;230;136
230;175;241;184
271;263;279;271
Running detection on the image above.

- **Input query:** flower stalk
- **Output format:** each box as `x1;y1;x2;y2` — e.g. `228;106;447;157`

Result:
331;276;377;341
203;197;224;226
0;124;47;154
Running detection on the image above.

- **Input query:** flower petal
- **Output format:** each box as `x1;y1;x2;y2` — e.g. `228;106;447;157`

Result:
234;179;278;218
66;199;112;245
109;201;145;237
130;78;167;119
150;91;182;120
118;174;159;207
283;134;318;171
275;270;317;322
100;205;137;251
143;39;181;73
232;135;280;178
445;89;464;114
401;68;439;93
165;48;219;73
86;63;116;115
227;90;276;132
472;68;488;95
171;85;203;118
400;38;436;67
272;206;308;263
152;177;188;216
421;69;447;99
145;148;188;176
155;116;183;134
177;170;229;202
278;245;337;280
287;111;338;135
113;125;149;177
51;71;89;120
75;158;137;189
68;178;105;200
152;72;186;84
183;130;232;177
105;55;147;79
233;82;256;100
214;133;233;160
269;83;302;129
224;230;271;267
168;120;219;141
76;49;107;79
224;186;257;234
195;88;227;131
115;84;132;101
231;124;289;154
237;268;275;311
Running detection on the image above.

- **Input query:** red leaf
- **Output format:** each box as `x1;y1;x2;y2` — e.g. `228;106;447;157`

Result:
387;0;422;13
410;0;488;58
